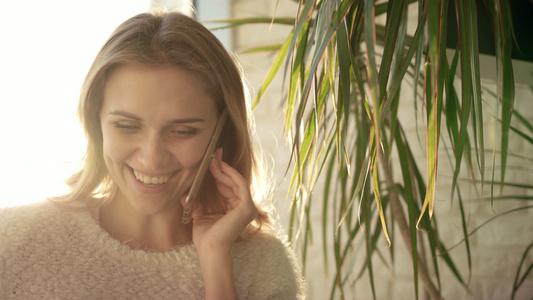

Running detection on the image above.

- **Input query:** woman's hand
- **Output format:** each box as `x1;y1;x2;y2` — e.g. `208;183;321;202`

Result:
190;148;258;253
188;148;258;300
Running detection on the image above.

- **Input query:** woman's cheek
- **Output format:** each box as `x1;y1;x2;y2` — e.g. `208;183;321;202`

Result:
177;139;210;170
102;130;133;162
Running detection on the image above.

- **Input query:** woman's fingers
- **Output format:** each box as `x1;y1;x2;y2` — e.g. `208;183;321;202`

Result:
209;159;234;195
210;159;250;202
208;148;257;220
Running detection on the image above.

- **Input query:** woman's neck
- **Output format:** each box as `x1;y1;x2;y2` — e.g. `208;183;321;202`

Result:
96;196;193;252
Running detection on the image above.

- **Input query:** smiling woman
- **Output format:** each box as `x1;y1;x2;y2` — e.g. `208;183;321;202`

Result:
0;7;304;300
98;65;219;234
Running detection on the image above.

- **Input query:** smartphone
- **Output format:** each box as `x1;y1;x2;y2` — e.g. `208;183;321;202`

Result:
182;109;228;224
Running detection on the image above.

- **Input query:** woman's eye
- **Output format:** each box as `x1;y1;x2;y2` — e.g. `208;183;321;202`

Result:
171;128;198;137
113;123;139;133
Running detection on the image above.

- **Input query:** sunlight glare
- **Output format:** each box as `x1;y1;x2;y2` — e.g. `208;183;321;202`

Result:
0;0;152;207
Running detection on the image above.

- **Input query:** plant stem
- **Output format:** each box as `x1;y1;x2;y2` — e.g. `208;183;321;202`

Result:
380;152;442;300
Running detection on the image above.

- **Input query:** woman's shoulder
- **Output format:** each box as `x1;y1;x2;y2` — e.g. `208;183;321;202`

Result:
233;229;305;299
240;229;295;256
0;200;55;227
250;230;301;272
0;200;77;245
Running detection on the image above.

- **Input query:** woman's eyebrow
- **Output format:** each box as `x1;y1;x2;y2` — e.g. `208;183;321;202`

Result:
108;110;142;120
168;118;205;124
108;110;205;124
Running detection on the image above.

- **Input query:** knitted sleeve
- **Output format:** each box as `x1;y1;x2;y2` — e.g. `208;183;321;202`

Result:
247;232;305;300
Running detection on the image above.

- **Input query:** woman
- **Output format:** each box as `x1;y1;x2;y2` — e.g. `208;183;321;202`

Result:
0;10;304;299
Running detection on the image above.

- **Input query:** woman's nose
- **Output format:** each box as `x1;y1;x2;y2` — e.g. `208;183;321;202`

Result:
138;134;170;171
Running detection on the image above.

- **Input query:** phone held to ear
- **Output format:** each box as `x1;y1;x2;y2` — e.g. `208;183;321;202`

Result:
182;110;228;224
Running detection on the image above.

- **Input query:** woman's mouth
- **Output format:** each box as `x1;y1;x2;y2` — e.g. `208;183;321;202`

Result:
132;168;174;185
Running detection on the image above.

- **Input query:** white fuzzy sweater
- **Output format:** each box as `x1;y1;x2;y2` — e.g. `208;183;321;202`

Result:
0;201;304;299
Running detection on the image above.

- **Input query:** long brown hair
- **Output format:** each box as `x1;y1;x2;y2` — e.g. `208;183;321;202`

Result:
53;10;271;229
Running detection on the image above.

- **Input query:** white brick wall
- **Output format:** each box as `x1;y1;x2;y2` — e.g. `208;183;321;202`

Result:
232;1;533;299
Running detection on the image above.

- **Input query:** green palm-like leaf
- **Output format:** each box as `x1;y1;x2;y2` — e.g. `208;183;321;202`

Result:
231;0;525;298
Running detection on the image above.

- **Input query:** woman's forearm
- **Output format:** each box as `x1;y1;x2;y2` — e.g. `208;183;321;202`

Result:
198;248;238;300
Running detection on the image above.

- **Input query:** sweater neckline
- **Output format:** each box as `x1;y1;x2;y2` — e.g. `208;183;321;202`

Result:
67;203;198;265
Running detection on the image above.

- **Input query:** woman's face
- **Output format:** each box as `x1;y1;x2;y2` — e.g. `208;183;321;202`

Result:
100;64;218;216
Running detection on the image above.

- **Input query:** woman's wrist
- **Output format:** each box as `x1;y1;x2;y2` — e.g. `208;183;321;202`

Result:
198;248;238;300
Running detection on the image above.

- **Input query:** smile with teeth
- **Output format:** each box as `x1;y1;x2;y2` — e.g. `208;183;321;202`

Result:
133;169;173;185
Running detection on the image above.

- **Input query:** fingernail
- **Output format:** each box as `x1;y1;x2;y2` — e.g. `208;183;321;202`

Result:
217;147;223;161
